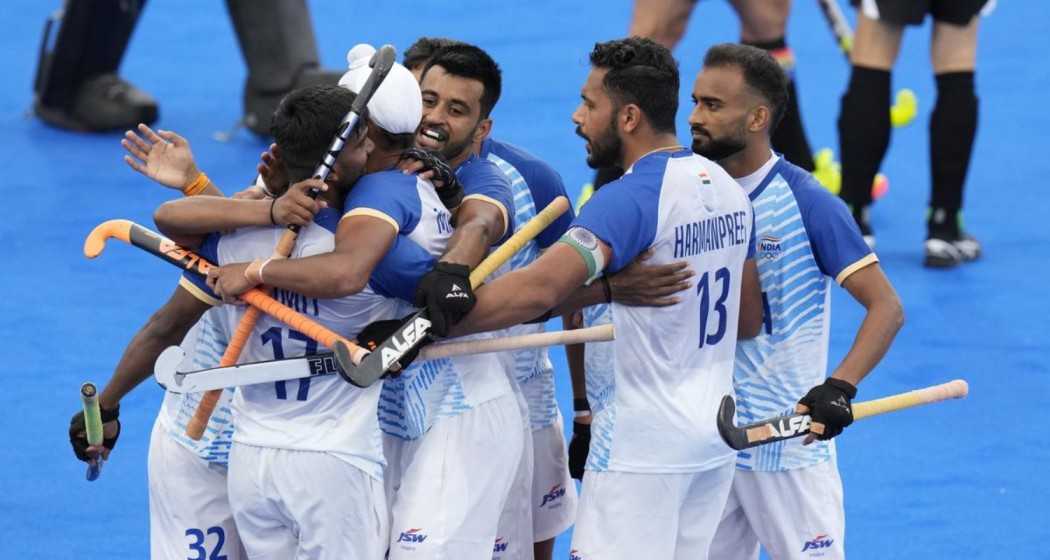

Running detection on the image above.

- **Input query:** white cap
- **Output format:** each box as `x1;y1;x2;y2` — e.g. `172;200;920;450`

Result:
338;43;422;135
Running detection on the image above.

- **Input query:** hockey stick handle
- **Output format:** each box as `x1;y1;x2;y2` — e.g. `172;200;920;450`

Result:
83;220;369;361
853;379;968;421
468;195;570;288
421;324;613;361
80;382;104;481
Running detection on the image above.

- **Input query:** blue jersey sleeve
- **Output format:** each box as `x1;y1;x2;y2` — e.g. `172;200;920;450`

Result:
456;156;515;243
520;160;574;248
747;210;757;259
342;171;422;235
570;173;660;273
369;235;436;303
179;232;222;306
793;174;877;284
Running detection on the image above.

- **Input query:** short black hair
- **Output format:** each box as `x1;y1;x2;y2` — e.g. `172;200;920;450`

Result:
703;43;789;130
270;84;366;183
421;44;502;118
589;37;679;134
403;37;464;71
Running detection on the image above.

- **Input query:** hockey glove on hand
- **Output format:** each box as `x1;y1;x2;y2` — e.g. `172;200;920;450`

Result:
400;148;464;210
415;262;476;338
568;420;591;480
69;406;121;461
354;315;430;376
797;378;857;441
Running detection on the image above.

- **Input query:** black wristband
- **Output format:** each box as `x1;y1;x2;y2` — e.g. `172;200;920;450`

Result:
825;377;858;399
600;275;612;303
269;196;278;225
100;405;120;423
573;398;590;412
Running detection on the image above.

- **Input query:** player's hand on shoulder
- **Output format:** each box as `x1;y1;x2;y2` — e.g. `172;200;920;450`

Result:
207;262;257;303
273;179;328;228
797;377;858;443
122;124;201;190
69;406;121;462
415;262;476;337
608;249;694;307
399;148;464;210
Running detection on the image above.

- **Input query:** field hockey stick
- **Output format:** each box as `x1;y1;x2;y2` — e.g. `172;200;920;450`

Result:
155;324;614;393
816;0;918;128
80;382;104;481
181;46;396;439
717;379;969;450
343;195;572;387
84;219;369;369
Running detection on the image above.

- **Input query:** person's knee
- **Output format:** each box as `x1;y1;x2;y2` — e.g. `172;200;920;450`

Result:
850;14;904;70
732;0;790;43
931;20;979;73
628;0;695;48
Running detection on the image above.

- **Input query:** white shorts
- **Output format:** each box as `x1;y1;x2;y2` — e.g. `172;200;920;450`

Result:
571;462;734;560
531;411;577;541
148;416;246;560
385;392;525;560
226;443;387;560
493;387;534;559
709;459;846;560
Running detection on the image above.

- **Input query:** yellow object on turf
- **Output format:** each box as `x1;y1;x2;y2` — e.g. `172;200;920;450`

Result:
812;148;890;201
890;88;918;128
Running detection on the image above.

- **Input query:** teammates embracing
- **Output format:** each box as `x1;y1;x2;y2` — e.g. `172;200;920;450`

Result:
70;31;903;560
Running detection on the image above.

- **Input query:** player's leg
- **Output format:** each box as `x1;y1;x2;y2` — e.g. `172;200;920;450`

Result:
148;417;246;560
672;462;735;559
707;479;761;560
32;0;157;132
570;470;687;560
733;460;846;560
388;393;524;560
731;0;816;172
226;443;298;560
275;449;389;560
838;3;907;245
627;0;700;49
531;410;578;559
924;4;985;266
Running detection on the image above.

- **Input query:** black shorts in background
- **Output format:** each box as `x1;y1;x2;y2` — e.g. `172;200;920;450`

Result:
850;0;993;26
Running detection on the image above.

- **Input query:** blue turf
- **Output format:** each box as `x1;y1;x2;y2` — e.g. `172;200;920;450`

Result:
2;1;1047;558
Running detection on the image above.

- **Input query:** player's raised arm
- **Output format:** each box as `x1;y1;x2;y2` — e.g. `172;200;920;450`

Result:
122;124;223;197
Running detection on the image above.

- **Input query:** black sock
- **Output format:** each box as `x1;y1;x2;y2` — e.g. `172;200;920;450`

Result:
745;38;815;171
928;71;978;238
592;166;624;190
838;66;891;211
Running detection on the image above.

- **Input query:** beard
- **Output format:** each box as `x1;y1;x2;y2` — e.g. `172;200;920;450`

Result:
578;120;623;170
417;121;478;163
691;126;747;161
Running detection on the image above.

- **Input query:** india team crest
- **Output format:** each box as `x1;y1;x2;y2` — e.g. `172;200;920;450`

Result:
759;234;783;261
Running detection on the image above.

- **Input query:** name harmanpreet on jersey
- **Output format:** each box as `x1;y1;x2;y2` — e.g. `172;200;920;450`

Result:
571;149;755;474
344;170;513;441
734;157;876;472
156;308;235;468
182;207;426;480
481;138;575;430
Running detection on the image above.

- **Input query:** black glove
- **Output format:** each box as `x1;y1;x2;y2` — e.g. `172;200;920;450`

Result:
354;315;430;376
568;420;591;480
414;262;476;337
400;147;464;210
797;378;857;440
69;406;121;462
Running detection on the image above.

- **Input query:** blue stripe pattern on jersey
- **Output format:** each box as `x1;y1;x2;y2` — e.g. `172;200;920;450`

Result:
168;314;236;466
582;303;615;471
734;174;833;471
